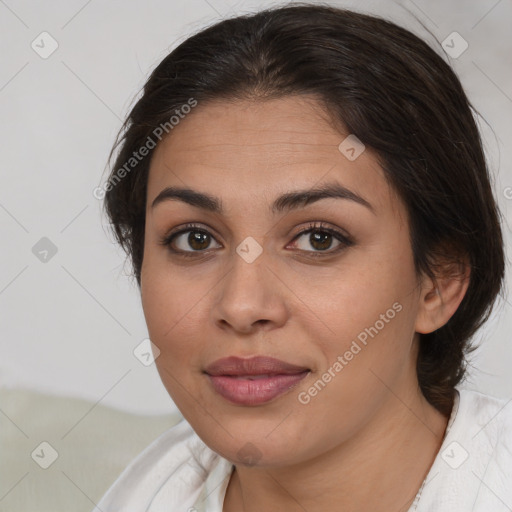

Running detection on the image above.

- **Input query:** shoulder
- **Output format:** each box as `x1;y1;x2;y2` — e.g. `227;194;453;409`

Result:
453;388;512;474
92;418;222;512
456;388;512;443
417;388;512;511
434;388;512;510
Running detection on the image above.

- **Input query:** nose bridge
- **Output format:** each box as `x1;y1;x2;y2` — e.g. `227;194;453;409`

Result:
212;238;287;332
226;238;270;304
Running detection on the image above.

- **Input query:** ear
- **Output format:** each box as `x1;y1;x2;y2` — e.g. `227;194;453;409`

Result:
415;259;471;335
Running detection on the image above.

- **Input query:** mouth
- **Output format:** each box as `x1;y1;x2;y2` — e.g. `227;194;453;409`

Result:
204;356;311;405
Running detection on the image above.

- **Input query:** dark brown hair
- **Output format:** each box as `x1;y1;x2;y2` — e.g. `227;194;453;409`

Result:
102;3;505;416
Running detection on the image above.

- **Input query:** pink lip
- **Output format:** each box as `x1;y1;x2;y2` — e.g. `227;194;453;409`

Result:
204;356;310;405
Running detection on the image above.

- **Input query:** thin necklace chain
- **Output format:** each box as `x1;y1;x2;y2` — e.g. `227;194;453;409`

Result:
411;476;427;511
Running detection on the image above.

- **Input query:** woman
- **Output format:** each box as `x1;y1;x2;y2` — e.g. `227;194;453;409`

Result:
93;3;511;511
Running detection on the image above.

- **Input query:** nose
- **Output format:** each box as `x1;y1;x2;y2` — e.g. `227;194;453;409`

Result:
211;246;288;335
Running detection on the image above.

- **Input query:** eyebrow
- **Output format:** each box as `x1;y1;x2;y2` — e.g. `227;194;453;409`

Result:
151;181;375;215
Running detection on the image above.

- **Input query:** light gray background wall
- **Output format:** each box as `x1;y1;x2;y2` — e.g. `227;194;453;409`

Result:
1;0;511;416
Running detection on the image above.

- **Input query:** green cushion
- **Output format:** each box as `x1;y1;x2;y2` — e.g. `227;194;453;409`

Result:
0;388;181;512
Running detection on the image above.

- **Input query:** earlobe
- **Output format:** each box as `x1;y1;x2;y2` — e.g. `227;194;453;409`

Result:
415;264;470;334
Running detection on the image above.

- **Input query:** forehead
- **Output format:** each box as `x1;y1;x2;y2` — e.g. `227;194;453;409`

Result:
146;96;400;219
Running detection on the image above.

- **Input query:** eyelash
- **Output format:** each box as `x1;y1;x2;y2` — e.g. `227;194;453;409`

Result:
158;221;354;258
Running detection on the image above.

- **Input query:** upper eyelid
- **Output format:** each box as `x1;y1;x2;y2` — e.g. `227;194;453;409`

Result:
166;221;345;239
163;223;219;242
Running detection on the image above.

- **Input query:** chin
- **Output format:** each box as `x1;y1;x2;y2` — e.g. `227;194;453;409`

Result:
191;422;307;468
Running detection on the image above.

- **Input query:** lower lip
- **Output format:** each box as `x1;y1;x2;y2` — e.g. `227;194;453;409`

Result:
206;372;309;405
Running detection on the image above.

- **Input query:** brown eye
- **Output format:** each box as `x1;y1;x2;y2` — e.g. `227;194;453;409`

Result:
183;231;211;251
289;222;354;256
297;230;336;251
159;221;353;259
160;224;221;255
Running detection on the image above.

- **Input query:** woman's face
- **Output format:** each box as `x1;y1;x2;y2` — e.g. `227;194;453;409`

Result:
141;95;427;466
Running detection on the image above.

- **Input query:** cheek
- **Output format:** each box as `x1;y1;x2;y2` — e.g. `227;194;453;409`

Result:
141;267;207;409
141;258;194;356
142;241;198;323
296;242;414;344
296;236;418;385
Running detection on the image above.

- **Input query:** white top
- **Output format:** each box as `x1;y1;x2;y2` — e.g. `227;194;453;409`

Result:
92;388;512;511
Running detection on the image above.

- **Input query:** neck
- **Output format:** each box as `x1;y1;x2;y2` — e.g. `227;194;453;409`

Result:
223;387;451;512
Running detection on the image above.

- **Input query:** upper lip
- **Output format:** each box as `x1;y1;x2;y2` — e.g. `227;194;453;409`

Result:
204;356;310;376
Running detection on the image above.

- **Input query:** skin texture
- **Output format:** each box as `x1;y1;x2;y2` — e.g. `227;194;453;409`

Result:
140;96;470;511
